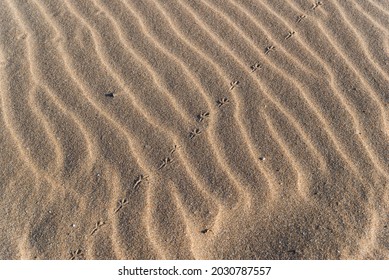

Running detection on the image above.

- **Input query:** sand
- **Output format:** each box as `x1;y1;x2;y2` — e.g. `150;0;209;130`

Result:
0;0;388;260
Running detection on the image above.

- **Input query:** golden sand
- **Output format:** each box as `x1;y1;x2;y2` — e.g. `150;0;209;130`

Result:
0;0;388;259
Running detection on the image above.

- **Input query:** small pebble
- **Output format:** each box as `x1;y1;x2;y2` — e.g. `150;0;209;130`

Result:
259;157;266;161
105;92;115;97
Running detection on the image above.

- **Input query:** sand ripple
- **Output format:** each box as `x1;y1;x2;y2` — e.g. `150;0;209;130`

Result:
0;0;388;259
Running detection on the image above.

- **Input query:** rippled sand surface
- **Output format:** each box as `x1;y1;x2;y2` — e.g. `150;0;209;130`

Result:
0;0;388;259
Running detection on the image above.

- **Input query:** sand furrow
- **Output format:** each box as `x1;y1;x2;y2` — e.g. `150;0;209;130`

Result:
99;0;216;114
104;165;131;260
168;181;224;259
3;0;100;186
208;0;319;79
342;1;389;76
68;0;235;249
28;0;152;175
147;181;197;259
309;9;389;178
270;0;389;181
0;13;64;178
98;0;247;208
263;110;310;201
1;0;388;260
0;3;42;188
359;0;389;30
242;0;331;77
36;85;97;174
68;0;193;126
330;1;389;86
154;0;288;199
176;0;358;186
0;32;61;181
0;70;40;186
10;0;129;190
63;0;235;198
233;0;352;171
37;0;230;258
206;0;329;172
290;2;388;98
128;0;262;207
62;0;191;132
144;183;170;259
28;88;64;174
371;0;389;11
25;0;165;257
0;1;96;182
88;0;236;209
183;0;334;168
156;0;384;207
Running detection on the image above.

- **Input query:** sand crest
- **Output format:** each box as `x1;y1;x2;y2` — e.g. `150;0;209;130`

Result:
0;0;388;259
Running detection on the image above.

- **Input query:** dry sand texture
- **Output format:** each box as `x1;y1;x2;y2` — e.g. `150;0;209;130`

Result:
0;0;389;259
